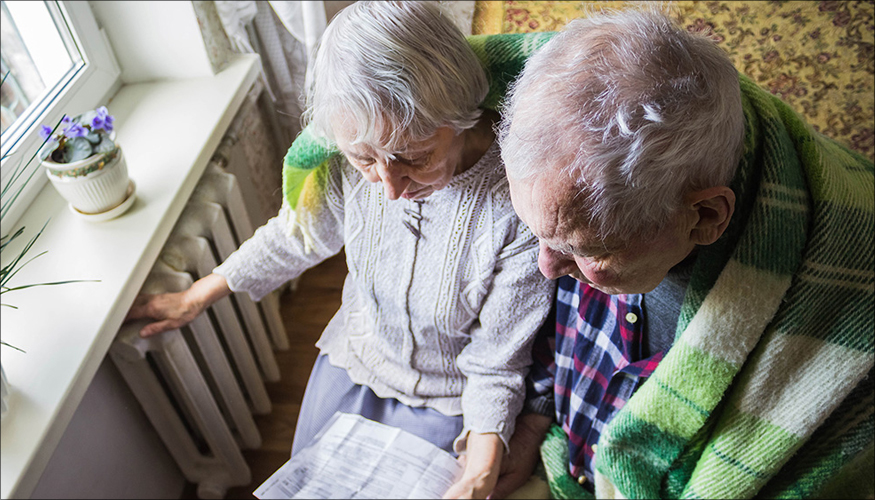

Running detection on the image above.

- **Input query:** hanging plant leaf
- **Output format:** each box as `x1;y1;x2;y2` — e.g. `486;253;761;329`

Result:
66;137;94;162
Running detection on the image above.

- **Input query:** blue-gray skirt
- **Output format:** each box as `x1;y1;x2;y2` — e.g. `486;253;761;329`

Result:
291;354;464;457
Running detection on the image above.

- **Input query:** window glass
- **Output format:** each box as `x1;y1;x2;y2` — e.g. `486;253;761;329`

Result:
1;0;82;136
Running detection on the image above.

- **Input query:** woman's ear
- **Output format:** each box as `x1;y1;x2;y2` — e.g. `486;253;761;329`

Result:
685;186;736;246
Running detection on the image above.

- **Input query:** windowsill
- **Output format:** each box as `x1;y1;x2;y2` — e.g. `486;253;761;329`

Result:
0;54;260;500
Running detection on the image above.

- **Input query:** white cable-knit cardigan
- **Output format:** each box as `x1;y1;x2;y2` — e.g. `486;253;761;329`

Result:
214;143;555;450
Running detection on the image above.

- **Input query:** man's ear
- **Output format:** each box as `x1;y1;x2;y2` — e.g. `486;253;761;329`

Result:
685;186;736;246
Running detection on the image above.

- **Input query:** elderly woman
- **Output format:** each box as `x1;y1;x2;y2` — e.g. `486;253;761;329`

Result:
127;1;554;498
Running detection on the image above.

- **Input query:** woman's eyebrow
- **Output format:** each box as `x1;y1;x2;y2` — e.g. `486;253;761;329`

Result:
345;151;373;161
392;147;428;156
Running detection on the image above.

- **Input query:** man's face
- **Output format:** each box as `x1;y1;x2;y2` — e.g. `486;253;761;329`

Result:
507;171;698;295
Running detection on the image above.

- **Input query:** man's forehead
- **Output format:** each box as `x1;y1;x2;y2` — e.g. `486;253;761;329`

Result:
524;173;621;251
523;173;582;235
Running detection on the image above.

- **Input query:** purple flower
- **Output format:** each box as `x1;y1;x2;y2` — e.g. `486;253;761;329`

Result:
63;122;86;138
39;125;54;140
91;114;106;130
61;116;71;127
90;106;114;132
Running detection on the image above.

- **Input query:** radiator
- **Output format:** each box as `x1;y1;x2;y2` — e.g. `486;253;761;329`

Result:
109;162;289;499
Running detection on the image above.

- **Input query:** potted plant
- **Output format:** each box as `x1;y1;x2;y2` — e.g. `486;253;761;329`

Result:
2;116;96;421
38;106;134;217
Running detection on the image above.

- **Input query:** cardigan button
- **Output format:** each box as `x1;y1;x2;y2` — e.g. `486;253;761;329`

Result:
592;444;598;454
577;475;587;485
625;312;638;324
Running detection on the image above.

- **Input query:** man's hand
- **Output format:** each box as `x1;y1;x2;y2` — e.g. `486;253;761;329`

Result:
443;432;503;499
125;273;232;337
490;413;553;499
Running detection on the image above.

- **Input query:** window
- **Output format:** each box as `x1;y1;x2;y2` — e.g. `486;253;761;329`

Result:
1;1;82;135
0;1;120;230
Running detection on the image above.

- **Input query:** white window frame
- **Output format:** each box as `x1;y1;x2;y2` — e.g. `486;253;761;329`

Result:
0;0;121;232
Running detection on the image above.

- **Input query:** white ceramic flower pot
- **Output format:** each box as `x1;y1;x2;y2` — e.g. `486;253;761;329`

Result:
43;148;130;214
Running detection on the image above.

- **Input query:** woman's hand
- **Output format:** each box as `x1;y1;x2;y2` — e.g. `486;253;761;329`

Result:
125;273;232;337
443;432;503;499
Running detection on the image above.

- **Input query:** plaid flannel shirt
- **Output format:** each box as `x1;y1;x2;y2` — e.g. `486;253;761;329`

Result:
529;276;666;489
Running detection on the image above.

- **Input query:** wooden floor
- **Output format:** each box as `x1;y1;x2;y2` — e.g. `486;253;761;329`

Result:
181;251;348;499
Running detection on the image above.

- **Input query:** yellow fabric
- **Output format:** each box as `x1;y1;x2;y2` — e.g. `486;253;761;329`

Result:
506;474;552;499
472;0;875;162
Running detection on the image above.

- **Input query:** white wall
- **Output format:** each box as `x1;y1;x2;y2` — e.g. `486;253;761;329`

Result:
88;1;215;83
30;359;185;499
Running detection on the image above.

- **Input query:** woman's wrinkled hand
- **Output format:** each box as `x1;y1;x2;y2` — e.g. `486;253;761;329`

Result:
124;273;232;338
443;432;503;499
125;290;204;338
443;466;499;500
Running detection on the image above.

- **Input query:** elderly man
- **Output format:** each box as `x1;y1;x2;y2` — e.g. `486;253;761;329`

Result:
492;8;874;500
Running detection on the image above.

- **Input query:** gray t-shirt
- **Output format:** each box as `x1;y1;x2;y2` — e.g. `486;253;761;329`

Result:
642;253;696;356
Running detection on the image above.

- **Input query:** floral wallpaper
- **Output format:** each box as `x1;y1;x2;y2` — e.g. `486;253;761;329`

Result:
473;1;874;161
191;0;234;74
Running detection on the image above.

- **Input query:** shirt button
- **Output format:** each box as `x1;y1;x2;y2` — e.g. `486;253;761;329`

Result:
625;312;638;324
578;475;587;485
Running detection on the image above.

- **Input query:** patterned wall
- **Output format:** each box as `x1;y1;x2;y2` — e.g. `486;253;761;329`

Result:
473;1;874;161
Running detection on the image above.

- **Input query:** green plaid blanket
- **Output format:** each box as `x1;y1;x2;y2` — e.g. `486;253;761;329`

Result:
586;68;875;499
280;33;874;499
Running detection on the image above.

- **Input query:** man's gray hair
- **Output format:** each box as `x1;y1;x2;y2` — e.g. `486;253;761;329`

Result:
303;1;488;151
499;9;744;244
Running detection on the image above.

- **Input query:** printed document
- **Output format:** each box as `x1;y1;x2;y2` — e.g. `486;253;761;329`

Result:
254;412;463;499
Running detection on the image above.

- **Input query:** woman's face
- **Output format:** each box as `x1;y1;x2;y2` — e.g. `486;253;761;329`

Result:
333;122;464;201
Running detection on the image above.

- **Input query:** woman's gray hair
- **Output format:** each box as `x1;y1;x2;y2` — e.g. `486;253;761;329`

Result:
303;1;488;151
499;8;744;244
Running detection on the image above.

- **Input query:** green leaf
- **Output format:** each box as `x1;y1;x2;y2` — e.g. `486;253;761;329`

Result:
1;279;100;294
0;226;26;253
77;110;97;124
0;341;26;353
0;220;49;290
0;249;49;291
38;139;59;160
96;137;116;154
84;132;101;144
66;137;94;162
